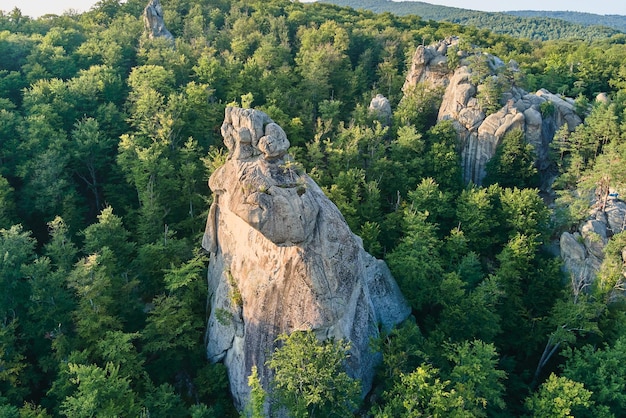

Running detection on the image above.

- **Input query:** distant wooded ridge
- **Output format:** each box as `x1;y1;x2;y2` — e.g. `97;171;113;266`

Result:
320;0;625;40
507;10;626;33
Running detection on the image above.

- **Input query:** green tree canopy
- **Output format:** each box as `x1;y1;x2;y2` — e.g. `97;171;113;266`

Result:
267;331;361;418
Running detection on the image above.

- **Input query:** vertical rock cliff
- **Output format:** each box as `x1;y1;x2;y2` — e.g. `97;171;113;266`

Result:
202;107;410;410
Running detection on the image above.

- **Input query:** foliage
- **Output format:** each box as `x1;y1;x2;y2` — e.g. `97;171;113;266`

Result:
323;0;622;41
508;10;626;33
61;362;141;418
484;129;539;189
374;338;506;416
267;331;361;417
386;209;443;310
525;373;593;417
0;0;625;415
562;338;626;416
374;364;468;417
394;83;443;132
246;366;266;418
445;340;507;414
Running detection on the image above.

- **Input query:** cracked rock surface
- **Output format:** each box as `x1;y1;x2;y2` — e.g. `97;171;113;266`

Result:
202;107;410;410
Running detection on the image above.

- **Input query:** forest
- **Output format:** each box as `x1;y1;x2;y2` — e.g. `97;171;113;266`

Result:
1;0;626;416
507;11;626;34
322;0;623;41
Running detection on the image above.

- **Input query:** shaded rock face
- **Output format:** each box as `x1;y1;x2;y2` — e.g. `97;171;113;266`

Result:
560;194;626;290
403;38;582;186
143;0;174;41
202;107;411;410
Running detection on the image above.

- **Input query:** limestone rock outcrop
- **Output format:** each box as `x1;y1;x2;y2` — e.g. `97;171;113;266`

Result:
369;94;392;126
202;107;411;410
143;0;174;41
560;193;626;290
403;37;583;186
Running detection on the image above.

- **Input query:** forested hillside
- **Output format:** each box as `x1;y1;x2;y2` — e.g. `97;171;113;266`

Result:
321;0;623;41
508;10;626;33
1;0;626;416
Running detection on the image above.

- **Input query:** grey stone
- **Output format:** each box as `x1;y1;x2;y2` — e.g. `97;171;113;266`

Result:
143;0;174;41
403;38;583;185
559;195;626;295
203;107;410;411
560;232;592;287
581;219;608;259
605;199;626;234
369;94;392;125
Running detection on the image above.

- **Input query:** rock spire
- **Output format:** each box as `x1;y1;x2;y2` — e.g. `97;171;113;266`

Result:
202;107;410;410
143;0;174;41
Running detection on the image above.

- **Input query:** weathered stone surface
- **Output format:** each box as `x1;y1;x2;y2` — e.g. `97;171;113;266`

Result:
535;89;581;131
596;92;610;104
143;0;174;41
403;38;456;91
203;107;410;410
369;94;392;125
404;38;583;186
581;219;608;259
605;198;626;234
560;232;586;265
438;67;478;122
560;196;626;290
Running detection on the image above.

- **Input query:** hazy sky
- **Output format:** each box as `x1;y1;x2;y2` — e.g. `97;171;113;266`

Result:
0;0;103;17
0;0;624;18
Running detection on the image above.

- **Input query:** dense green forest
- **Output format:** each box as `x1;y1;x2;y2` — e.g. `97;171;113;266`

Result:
1;0;626;416
321;0;624;41
508;11;626;33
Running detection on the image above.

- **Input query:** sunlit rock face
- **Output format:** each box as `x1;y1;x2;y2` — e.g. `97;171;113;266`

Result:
202;107;410;410
143;0;174;41
403;37;582;186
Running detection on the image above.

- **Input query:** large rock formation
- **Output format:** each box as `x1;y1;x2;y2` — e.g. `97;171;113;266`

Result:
202;107;410;410
403;37;582;186
561;193;626;290
143;0;174;41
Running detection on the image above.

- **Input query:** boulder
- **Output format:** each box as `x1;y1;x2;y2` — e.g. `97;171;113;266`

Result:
202;107;410;410
438;67;478;122
605;199;626;234
596;92;610;104
580;219;608;259
369;94;392;126
403;38;456;91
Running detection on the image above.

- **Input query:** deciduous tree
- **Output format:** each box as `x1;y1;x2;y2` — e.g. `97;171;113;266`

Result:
267;331;360;418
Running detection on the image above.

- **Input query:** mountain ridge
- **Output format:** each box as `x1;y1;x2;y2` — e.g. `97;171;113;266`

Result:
506;10;626;33
319;0;624;40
